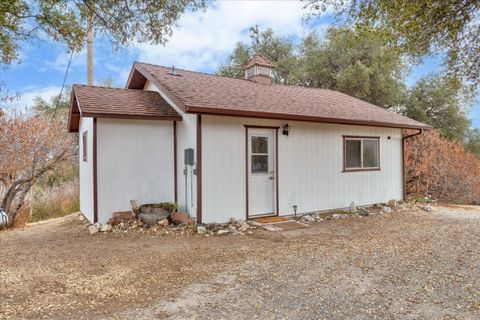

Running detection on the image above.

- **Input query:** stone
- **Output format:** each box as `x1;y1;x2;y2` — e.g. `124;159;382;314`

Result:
422;205;433;212
100;224;112;232
158;219;169;227
397;204;407;211
142;223;150;229
197;226;207;235
388;199;398;209
332;213;348;220
246;231;253;235
302;215;314;222
349;201;357;213
88;225;98;235
382;206;393;213
247;220;263;227
94;222;101;229
172;212;193;225
357;208;369;217
217;229;229;236
229;217;238;225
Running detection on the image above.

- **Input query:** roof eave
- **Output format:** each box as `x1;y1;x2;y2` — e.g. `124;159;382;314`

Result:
185;105;432;130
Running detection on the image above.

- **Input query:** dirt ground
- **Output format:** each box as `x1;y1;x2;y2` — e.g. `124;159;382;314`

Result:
1;205;479;319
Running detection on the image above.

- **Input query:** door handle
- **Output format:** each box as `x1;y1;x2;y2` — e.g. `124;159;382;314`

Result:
269;175;274;180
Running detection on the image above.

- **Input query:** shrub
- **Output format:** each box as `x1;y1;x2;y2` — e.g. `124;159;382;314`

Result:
405;130;480;205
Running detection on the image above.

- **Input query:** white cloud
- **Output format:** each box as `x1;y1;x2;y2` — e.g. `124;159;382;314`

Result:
12;86;63;109
134;1;321;72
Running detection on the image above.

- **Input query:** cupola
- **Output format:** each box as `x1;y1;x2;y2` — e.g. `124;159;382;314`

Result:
244;54;274;85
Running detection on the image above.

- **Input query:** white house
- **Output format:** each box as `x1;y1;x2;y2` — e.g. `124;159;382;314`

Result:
68;55;430;224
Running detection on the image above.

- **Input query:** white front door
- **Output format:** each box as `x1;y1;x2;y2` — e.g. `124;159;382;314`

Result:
247;128;276;217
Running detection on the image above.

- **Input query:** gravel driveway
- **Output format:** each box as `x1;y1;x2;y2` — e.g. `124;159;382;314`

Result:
1;205;479;319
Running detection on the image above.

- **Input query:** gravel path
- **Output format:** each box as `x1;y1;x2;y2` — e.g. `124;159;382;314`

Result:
1;205;479;319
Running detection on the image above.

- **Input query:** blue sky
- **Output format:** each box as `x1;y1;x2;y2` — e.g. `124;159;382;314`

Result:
1;1;478;128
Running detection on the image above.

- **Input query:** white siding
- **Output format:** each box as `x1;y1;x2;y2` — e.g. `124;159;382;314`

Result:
79;117;94;222
96;119;175;223
144;80;198;218
202;115;403;223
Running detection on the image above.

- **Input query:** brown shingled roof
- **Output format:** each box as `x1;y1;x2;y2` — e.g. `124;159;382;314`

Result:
244;54;275;69
130;62;430;130
68;85;181;132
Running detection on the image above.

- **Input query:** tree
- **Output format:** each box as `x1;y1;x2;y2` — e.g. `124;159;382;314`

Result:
403;75;471;141
465;128;480;157
298;27;405;109
303;0;480;89
0;112;76;226
0;0;206;64
219;26;406;109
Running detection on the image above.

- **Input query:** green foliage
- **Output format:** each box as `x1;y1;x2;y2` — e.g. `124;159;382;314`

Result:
404;76;471;141
298;27;406;109
304;0;480;89
219;26;405;109
465;128;480;157
1;0;206;64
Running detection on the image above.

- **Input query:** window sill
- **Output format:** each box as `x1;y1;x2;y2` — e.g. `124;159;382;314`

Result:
342;168;381;173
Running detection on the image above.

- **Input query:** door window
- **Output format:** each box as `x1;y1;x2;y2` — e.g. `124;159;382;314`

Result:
251;136;268;173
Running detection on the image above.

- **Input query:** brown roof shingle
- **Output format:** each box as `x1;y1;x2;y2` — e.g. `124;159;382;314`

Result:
73;84;181;118
133;62;430;129
244;54;275;69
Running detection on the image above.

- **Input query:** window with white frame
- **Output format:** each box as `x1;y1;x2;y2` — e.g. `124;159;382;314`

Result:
343;136;380;171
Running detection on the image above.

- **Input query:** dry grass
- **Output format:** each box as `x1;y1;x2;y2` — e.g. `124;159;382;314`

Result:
29;181;79;223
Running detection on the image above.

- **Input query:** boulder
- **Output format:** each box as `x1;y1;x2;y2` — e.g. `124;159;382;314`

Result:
217;229;229;236
100;224;112;232
88;225;99;235
357;208;369;217
197;226;207;235
302;215;314;222
387;199;398;209
382;206;393;213
172;212;193;225
349;202;357;213
332;213;348;220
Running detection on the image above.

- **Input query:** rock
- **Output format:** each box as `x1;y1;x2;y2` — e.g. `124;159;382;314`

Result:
197;226;207;235
422;205;433;212
357;208;369;217
158;219;169;227
382;206;393;213
77;213;85;222
332;213;348;220
142;223;150;229
397;204;407;211
172;212;193;225
349;201;357;213
94;222;101;229
388;199;398;209
247;220;263;227
88;225;98;235
246;231;253;235
302;215;314;222
100;224;112;232
229;217;238;225
217;229;229;236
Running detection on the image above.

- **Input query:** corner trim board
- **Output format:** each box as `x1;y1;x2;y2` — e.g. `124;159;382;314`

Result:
173;121;178;203
196;115;202;224
93;118;98;223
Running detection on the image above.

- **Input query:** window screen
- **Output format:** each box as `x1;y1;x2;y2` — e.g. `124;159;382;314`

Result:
344;137;379;170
